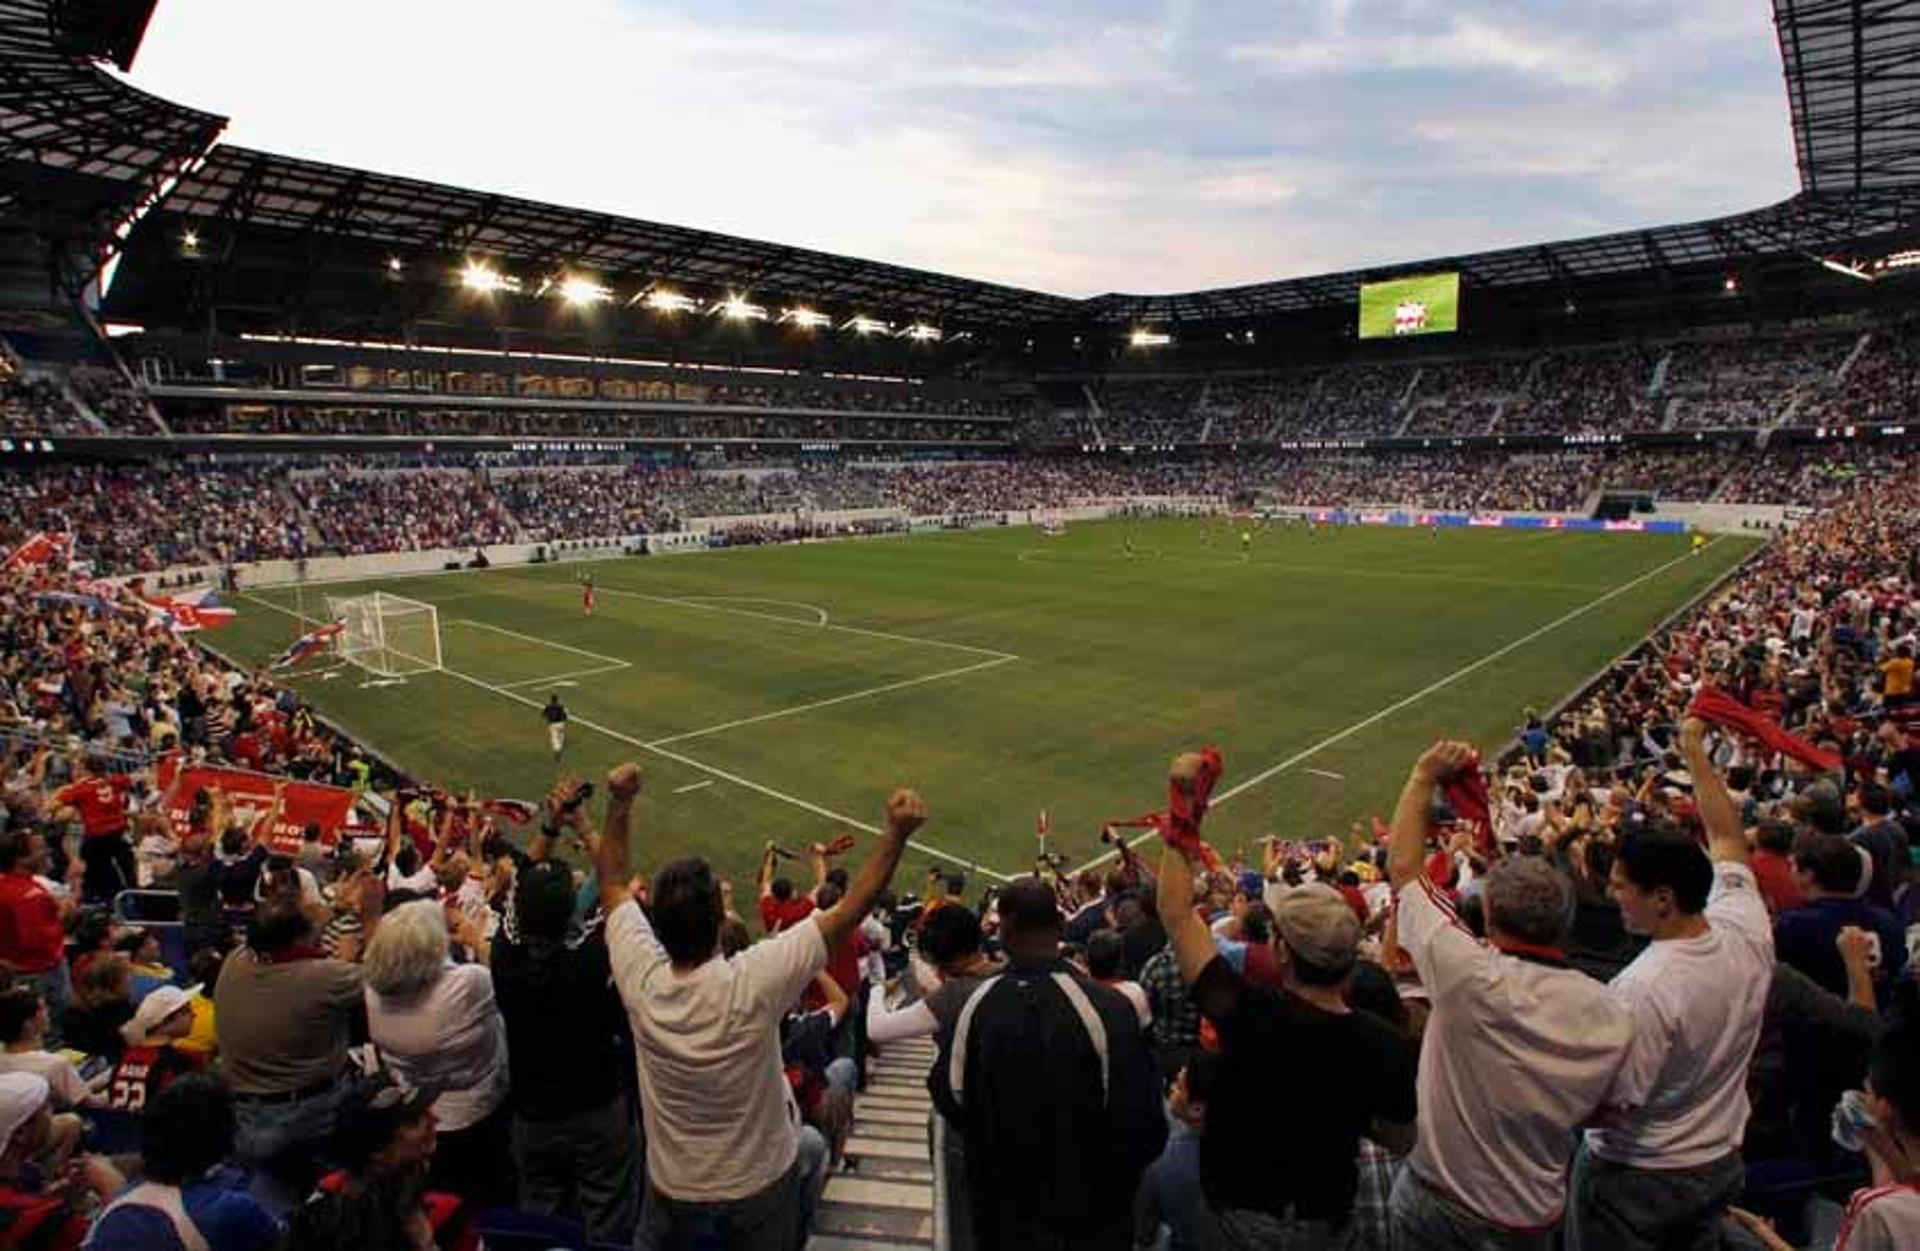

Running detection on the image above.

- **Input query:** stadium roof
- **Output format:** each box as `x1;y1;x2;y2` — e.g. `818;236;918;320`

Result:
9;0;1920;336
0;0;223;295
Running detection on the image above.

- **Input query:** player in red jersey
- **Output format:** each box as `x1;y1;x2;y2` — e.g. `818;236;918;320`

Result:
582;574;595;617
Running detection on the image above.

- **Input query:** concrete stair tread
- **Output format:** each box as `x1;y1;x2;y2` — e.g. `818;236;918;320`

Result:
851;1121;924;1142
848;1156;933;1182
806;1236;929;1251
852;1106;925;1126
815;1203;933;1243
842;1135;929;1161
855;1096;929;1114
823;1176;934;1212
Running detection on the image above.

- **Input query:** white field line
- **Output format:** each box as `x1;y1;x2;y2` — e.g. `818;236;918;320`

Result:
446;619;632;666
673;780;714;795
677;596;830;626
1068;537;1725;876
646;655;1018;747
584;584;1018;662
240;591;1012;882
497;664;632;691
1304;768;1346;781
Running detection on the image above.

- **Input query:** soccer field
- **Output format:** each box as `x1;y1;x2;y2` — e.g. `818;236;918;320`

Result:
214;518;1759;887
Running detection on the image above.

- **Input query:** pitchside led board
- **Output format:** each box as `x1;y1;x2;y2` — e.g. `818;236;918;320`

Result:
1358;272;1461;339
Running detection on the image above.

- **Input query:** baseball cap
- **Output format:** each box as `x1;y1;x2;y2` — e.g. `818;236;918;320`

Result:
1271;883;1361;976
0;1073;49;1153
121;984;194;1048
332;1074;435;1170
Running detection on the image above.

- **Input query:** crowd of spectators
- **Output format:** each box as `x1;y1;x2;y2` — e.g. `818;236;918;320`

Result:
289;471;518;556
0;426;1914;1248
6;444;1919;575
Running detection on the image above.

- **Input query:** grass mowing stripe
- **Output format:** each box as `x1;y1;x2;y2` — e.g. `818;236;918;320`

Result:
238;590;1013;883
1069;537;1725;876
645;654;1021;748
531;580;1020;662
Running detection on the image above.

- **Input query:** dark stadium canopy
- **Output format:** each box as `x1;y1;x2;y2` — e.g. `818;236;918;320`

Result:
0;0;223;297
7;0;1920;337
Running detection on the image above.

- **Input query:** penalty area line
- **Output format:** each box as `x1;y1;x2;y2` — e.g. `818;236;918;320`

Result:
434;663;1012;883
1068;537;1725;877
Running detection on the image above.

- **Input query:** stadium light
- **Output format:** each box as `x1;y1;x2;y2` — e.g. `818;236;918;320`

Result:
180;230;200;255
713;294;769;322
780;307;832;330
1721;275;1740;294
639;288;699;314
460;261;520;295
1129;328;1172;348
900;323;942;343
841;315;890;336
557;275;614;307
386;257;403;274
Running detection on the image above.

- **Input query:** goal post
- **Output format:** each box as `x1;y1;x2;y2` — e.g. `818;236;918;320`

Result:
324;591;443;678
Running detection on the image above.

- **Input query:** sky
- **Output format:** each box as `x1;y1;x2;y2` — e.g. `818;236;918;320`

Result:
122;0;1800;298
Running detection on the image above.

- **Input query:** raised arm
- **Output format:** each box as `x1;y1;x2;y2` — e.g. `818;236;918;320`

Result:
813;791;924;946
1678;717;1746;865
757;841;777;898
806;842;829;903
595;764;643;915
1154;836;1215;986
1388;741;1477;889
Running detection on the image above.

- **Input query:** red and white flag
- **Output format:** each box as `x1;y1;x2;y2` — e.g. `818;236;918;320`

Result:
2;531;72;570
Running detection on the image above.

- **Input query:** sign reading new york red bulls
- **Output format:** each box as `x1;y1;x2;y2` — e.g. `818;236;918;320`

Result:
154;755;357;852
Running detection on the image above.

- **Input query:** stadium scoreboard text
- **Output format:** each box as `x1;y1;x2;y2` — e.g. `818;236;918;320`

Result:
1359;273;1461;339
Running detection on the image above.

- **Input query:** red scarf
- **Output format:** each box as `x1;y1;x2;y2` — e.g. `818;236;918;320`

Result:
1441;752;1494;857
1110;747;1226;871
1688;687;1842;772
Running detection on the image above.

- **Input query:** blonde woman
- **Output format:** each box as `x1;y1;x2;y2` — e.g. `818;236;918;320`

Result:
361;898;512;1206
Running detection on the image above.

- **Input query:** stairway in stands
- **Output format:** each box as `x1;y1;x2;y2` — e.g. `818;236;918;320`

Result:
814;1037;938;1249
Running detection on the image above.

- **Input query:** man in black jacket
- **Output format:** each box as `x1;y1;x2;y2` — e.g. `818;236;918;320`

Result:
932;878;1165;1251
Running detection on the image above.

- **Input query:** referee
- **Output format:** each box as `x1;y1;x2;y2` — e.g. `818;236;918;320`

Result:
543;693;569;761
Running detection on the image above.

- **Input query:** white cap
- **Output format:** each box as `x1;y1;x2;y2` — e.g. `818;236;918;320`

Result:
121;984;194;1048
0;1073;49;1151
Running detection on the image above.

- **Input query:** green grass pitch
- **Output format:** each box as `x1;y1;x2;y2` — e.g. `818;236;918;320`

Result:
212;518;1759;890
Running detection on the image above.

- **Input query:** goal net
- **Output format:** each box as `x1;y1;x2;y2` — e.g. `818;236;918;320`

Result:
324;592;443;678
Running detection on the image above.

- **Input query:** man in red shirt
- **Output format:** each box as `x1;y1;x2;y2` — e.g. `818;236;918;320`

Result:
52;761;135;904
1750;819;1805;914
0;831;70;1022
756;840;818;934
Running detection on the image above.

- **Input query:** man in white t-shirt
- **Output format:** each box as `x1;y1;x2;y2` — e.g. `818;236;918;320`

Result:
1385;740;1634;1249
1568;717;1774;1251
594;762;926;1251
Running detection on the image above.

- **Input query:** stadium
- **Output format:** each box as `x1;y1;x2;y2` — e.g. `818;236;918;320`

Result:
0;0;1917;1248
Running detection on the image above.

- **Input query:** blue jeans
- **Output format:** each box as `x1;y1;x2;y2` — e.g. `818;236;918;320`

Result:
1566;1145;1743;1251
1390;1169;1554;1251
232;1077;349;1215
635;1126;826;1251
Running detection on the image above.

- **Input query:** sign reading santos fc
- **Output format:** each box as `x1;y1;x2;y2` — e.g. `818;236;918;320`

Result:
1359;273;1461;339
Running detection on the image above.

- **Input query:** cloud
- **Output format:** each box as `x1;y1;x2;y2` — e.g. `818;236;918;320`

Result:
121;0;1799;298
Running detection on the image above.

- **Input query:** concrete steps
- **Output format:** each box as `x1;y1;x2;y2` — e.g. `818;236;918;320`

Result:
817;1039;937;1248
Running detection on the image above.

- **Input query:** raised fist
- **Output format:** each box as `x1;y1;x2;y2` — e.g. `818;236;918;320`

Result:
885;789;927;838
1413;740;1477;784
606;762;643;802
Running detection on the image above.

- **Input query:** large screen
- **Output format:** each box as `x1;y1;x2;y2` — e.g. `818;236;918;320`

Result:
1358;272;1460;339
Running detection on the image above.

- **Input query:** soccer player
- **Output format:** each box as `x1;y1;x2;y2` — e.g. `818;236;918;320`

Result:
1691;532;1708;557
543;694;568;761
581;574;596;616
1239;530;1252;558
1124;536;1136;559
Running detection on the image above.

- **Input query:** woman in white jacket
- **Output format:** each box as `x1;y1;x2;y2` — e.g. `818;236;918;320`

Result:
362;898;513;1206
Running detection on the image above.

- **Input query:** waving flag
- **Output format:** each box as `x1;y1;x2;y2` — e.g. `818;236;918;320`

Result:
144;589;239;633
3;532;72;571
272;619;345;669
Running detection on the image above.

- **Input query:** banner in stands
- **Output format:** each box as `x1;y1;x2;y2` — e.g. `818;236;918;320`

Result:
154;755;358;853
1295;509;1686;534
